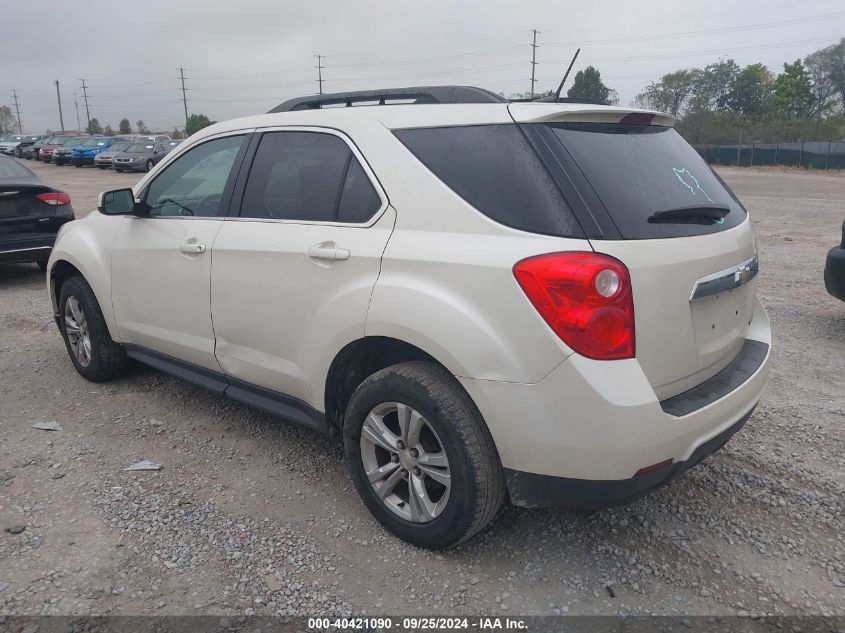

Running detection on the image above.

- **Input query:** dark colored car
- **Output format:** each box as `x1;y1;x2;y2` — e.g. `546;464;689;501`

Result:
14;135;47;158
111;142;170;172
23;139;45;160
0;155;74;269
38;135;77;163
93;141;133;169
825;220;845;302
53;136;91;166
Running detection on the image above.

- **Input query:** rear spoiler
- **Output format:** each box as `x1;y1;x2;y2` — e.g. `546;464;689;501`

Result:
508;103;677;127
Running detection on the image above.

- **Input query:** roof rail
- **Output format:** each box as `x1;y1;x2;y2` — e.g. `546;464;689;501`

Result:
268;85;506;113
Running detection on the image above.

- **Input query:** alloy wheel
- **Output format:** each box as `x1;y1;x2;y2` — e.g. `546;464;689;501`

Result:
64;296;92;367
360;402;451;523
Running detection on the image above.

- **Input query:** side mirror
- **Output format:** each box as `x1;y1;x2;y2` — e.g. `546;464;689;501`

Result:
98;188;139;215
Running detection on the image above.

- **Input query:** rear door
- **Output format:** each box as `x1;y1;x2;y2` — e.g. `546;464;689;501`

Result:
513;107;758;399
210;128;394;404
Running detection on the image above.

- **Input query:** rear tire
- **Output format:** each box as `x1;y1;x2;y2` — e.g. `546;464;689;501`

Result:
58;276;129;382
343;361;504;549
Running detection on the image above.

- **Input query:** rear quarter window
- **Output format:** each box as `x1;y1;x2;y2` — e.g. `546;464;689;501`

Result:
394;124;584;238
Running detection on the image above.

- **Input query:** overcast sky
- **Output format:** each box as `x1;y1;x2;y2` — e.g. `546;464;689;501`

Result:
1;0;843;134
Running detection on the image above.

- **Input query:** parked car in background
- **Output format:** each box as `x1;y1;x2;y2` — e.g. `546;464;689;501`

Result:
23;139;46;160
14;135;47;158
825;220;845;303
53;136;90;166
0;154;74;270
162;139;182;152
93;142;133;169
112;142;170;172
71;137;123;167
46;86;772;548
0;135;26;155
39;135;78;163
128;134;171;144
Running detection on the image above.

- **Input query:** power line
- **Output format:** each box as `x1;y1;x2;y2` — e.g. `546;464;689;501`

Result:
315;55;325;94
530;29;539;98
11;90;22;133
540;35;840;64
542;11;845;47
73;93;82;131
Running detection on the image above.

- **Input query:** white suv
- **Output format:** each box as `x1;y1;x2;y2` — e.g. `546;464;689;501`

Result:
47;86;771;549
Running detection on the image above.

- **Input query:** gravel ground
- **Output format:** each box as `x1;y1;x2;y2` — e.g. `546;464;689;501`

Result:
0;162;843;618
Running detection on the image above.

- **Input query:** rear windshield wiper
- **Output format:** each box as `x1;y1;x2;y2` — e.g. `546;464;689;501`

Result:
648;205;730;225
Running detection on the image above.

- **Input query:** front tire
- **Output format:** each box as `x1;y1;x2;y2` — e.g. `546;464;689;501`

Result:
145;159;154;172
343;361;504;549
58;276;129;382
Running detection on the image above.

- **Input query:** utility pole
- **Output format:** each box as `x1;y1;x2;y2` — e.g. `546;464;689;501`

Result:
179;68;189;129
79;78;91;128
11;90;22;133
315;55;325;95
54;80;65;132
530;29;539;98
73;93;82;132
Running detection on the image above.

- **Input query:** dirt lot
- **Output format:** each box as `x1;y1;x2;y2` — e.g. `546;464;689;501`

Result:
0;161;843;618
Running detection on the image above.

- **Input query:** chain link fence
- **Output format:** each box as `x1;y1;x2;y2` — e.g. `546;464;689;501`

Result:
694;141;845;169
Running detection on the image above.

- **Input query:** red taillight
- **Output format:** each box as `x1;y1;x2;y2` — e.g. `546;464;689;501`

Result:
513;252;635;360
36;191;71;206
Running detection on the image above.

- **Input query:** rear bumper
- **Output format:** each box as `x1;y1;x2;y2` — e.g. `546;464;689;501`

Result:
505;405;754;509
458;295;771;506
824;246;845;302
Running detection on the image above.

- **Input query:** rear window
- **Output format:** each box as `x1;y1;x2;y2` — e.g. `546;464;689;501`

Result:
394;125;584;238
544;123;746;239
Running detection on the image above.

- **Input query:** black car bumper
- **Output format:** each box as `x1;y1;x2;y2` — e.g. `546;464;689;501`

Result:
504;405;755;510
71;156;95;166
824;246;845;302
113;162;144;171
53;154;72;165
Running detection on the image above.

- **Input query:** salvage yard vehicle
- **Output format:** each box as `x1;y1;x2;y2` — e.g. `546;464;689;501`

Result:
0;134;27;155
46;86;771;549
14;135;47;158
53;136;90;166
94;141;132;169
22;138;45;160
38;135;77;163
824;220;845;303
71;137;122;167
0;154;74;269
111;141;170;172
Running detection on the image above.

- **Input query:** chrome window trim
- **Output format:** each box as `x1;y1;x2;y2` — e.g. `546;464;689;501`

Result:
690;254;758;301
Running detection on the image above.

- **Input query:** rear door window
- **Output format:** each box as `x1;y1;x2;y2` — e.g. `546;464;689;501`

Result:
395;125;584;238
239;131;382;223
543;123;746;239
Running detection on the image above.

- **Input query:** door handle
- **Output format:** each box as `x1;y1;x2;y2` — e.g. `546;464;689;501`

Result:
179;240;206;255
307;243;350;262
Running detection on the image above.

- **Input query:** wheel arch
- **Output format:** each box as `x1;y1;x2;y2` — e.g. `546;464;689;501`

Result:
324;336;466;433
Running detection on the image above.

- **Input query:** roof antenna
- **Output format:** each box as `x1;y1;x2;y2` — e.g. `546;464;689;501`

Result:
552;48;581;102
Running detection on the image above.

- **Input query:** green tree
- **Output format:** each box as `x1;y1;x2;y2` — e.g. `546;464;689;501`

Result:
691;59;741;111
0;105;16;133
170;128;185;139
725;63;773;117
104;124;114;136
771;60;814;118
184;113;215;136
136;120;149;134
567;66;613;104
635;69;700;116
86;118;103;134
118;118;131;134
804;38;845;114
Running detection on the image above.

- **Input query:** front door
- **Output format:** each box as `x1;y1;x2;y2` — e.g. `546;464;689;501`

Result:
111;133;248;370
